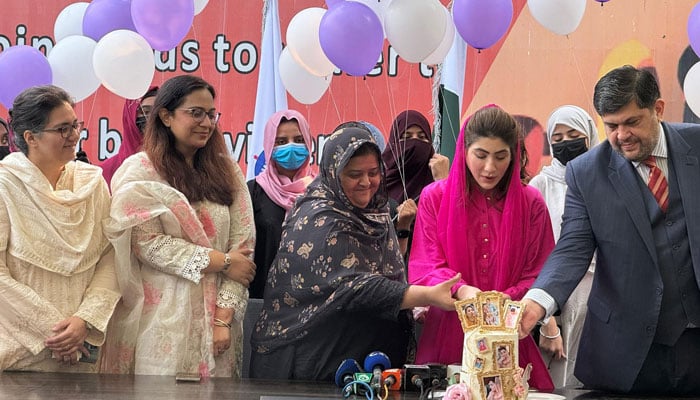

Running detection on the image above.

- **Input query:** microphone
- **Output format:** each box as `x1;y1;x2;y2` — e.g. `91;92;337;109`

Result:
334;358;362;388
381;368;403;391
363;351;391;391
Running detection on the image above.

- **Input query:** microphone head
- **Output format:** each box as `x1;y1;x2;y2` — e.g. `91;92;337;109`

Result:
363;351;391;372
335;358;362;387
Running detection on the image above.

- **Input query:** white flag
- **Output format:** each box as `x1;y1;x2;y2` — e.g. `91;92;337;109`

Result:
247;0;288;180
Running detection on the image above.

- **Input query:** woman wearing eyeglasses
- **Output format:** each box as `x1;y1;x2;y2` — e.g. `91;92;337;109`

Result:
100;75;255;378
0;85;120;371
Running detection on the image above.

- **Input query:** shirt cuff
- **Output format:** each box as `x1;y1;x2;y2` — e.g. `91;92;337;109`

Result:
523;288;558;321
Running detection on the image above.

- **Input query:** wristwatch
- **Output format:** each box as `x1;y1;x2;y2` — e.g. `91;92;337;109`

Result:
396;229;411;239
222;253;231;272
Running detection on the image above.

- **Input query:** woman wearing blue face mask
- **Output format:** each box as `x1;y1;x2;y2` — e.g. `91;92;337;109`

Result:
529;105;599;388
247;110;316;299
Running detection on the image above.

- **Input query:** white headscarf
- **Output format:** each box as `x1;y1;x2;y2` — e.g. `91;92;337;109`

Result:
530;105;599;240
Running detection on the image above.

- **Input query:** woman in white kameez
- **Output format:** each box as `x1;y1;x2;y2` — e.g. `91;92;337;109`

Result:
100;75;255;378
529;105;599;388
0;85;120;371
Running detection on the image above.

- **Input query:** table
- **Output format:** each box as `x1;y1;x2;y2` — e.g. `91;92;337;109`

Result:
0;372;691;400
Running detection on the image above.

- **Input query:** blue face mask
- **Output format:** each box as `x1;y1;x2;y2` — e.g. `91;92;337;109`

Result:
271;142;309;171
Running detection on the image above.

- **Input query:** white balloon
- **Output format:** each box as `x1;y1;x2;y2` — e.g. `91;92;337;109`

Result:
286;8;336;77
422;6;455;65
385;0;446;63
93;30;155;99
528;0;586;36
194;0;209;15
684;62;700;118
48;36;100;102
279;47;332;105
349;0;394;37
54;2;90;42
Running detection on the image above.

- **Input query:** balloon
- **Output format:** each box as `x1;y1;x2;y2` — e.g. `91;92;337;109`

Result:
528;0;585;36
385;0;446;63
82;0;136;42
422;6;456;65
453;0;513;50
54;2;90;42
48;36;100;102
287;8;336;77
688;2;700;57
279;47;332;105
0;45;52;109
93;30;155;99
194;0;209;15
683;62;700;118
349;0;394;37
319;1;384;76
131;0;194;51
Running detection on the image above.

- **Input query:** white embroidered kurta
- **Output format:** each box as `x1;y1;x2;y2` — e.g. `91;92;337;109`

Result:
100;153;253;377
530;157;594;388
0;153;120;372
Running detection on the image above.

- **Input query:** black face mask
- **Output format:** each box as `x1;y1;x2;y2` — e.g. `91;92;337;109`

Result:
0;146;10;160
551;137;587;166
135;116;147;133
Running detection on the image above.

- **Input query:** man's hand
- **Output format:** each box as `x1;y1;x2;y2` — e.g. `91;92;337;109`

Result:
518;298;545;339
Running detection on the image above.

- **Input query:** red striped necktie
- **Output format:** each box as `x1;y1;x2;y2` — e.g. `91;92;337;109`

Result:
643;155;669;213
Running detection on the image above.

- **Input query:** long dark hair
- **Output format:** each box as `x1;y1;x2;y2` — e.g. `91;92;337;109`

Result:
143;75;236;206
463;106;521;196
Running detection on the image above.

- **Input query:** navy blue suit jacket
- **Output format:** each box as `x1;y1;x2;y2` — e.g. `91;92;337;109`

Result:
531;122;700;391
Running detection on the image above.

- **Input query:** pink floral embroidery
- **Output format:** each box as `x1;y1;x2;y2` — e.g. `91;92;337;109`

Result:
199;361;211;379
122;202;151;221
198;208;217;238
444;383;471;400
143;281;162;307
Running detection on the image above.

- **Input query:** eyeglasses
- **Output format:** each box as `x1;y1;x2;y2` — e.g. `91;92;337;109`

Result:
178;107;221;125
40;121;85;139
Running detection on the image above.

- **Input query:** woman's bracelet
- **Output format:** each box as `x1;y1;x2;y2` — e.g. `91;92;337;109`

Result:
213;318;232;329
539;326;561;339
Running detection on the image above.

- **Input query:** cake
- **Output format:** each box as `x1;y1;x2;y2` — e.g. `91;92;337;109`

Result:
455;291;530;400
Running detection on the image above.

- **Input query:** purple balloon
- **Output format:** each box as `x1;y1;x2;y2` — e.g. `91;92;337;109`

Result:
132;0;194;51
689;3;700;57
453;0;513;50
83;0;137;42
0;46;52;109
319;2;384;76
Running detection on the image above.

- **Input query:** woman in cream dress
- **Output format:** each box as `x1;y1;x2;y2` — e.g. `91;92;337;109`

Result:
0;85;120;371
100;75;255;378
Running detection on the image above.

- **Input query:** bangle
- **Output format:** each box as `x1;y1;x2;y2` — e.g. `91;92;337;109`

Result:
396;229;410;239
539;326;561;339
213;318;232;329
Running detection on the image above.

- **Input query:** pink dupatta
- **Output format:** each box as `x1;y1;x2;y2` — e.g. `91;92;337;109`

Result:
254;110;316;210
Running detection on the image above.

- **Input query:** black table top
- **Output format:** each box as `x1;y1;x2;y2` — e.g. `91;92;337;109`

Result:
0;372;694;400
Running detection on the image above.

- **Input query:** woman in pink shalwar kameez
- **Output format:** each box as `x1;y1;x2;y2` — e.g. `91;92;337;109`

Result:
408;105;555;390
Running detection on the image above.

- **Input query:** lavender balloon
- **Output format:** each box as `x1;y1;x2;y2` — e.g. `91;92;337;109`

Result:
453;0;513;50
132;0;194;51
0;46;52;109
689;2;700;57
82;0;136;42
319;1;384;76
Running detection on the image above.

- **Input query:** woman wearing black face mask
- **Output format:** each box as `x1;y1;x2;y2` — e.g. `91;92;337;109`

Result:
528;105;599;389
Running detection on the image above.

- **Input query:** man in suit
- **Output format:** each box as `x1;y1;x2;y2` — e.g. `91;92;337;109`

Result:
519;65;700;395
